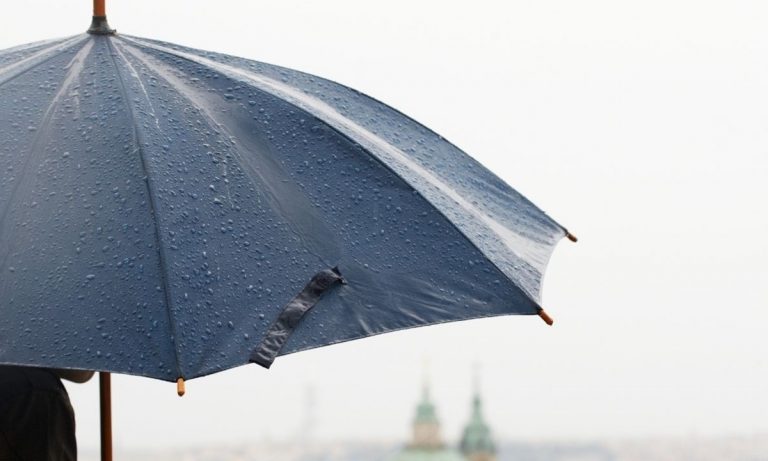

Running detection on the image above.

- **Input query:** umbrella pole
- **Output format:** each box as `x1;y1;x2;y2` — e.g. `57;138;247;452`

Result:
99;372;113;461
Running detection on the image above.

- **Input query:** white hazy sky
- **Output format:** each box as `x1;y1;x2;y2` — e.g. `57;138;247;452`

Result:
2;0;768;454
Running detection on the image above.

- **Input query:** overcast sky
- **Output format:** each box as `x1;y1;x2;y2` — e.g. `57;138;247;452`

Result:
2;0;767;454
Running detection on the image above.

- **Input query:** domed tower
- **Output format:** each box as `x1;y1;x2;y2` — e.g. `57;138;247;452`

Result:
459;386;496;461
411;384;443;449
391;381;467;461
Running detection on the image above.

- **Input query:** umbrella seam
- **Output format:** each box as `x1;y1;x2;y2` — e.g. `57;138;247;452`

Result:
0;36;86;89
116;36;549;304
0;39;95;273
105;37;184;380
114;38;339;273
0;37;67;55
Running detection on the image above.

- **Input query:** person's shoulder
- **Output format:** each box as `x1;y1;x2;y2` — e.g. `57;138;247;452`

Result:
0;365;63;393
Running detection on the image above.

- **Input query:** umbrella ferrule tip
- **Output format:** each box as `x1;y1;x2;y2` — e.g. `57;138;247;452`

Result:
537;308;554;326
176;378;186;397
566;231;578;243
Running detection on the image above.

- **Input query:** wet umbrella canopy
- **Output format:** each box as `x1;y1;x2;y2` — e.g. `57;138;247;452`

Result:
0;7;573;385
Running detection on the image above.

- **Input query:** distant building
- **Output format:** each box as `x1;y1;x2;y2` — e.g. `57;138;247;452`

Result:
391;384;466;461
391;381;496;461
459;390;496;461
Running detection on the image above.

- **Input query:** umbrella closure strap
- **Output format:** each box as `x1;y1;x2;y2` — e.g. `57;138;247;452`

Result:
250;268;344;368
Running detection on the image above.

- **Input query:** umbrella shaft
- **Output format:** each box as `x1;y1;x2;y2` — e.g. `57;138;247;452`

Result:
100;372;113;461
94;0;106;17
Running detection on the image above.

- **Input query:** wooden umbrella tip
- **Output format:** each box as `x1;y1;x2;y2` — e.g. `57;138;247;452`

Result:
537;309;554;326
566;231;578;243
177;378;186;397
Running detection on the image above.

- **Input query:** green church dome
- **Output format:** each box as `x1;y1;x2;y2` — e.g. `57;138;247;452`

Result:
459;393;496;456
414;386;439;425
391;382;468;461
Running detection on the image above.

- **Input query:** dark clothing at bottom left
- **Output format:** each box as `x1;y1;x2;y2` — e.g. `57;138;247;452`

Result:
0;365;77;461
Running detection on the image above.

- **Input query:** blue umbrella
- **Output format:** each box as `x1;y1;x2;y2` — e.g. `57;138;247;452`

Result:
1;1;575;458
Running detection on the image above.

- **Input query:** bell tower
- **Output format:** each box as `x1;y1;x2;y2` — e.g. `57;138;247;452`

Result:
410;383;445;449
459;368;497;461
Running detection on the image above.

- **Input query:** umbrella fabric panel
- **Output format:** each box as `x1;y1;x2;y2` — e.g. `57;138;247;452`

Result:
0;38;178;380
111;37;541;376
122;36;567;303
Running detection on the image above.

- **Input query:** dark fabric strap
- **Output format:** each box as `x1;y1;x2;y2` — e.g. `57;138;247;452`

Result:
250;267;343;369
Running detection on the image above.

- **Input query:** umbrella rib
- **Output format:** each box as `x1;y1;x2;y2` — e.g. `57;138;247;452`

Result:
0;39;95;272
105;38;184;380
0;36;86;89
0;37;64;56
113;38;341;271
